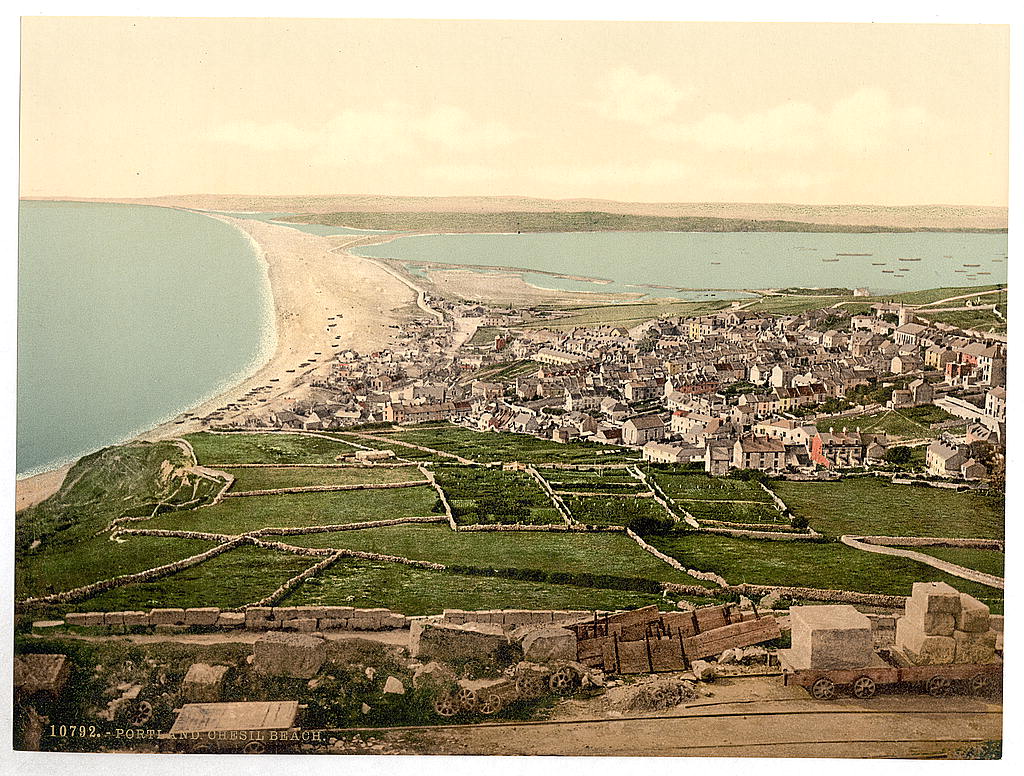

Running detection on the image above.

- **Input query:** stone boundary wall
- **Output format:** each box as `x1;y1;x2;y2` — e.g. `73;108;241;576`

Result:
760;482;790;513
525;465;575;526
891;477;983;491
420;465;459;531
457;523;622;533
533;462;635;470
19;538;245;606
626;528;729;588
250;551;346;607
63;605;410;632
637;468;699;527
735;583;907;609
436;608;598;627
224;480;430;497
113;528;237;542
696;526;820;541
216;462;418;469
354;433;474;464
250;516;447;536
856;535;1004;550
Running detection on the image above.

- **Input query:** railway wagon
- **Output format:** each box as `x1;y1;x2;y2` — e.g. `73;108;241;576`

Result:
779;647;1002;700
160;701;306;754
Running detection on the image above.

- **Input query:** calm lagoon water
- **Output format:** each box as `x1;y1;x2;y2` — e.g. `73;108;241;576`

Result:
17;201;273;476
353;231;1008;298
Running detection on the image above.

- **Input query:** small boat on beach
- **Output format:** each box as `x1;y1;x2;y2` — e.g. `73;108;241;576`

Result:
881;269;895;274
898;257;921;262
964;263;981;267
871;262;886;266
837;252;872;256
821;258;840;263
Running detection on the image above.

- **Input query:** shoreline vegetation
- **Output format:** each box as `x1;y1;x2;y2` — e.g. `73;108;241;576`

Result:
280;209;1008;234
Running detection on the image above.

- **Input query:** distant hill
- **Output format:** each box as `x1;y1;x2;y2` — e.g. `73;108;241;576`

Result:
29;194;1007;231
277;210;1005;234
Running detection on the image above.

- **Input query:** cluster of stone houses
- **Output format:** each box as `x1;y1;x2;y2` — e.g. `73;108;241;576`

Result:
225;293;1005;483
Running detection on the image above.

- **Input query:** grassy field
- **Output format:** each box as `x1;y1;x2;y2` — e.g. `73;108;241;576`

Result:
185;432;359;465
523;299;732;329
366;425;636;464
73;546;315;611
682;501;786;524
276;524;715;587
223;464;424;491
911;546;1005;578
919;308;1005;332
283;559;714;614
771;478;1004;539
144;486;439;534
650;471;772;502
562;495;667;526
434;465;561;525
813;406;959;439
651;533;1002;610
16;535;216;601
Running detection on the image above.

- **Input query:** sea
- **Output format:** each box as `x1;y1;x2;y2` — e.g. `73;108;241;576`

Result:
16;204;1008;476
16;201;274;476
352;231;1008;299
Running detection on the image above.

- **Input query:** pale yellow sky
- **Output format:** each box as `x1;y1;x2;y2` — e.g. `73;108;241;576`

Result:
20;18;1010;205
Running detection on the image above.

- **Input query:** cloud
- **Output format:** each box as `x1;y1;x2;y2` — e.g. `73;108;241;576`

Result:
656;88;944;154
207;104;523;165
534;159;689;187
585;66;692;125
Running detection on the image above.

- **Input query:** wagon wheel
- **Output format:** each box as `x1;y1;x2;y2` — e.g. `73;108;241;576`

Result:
927;675;952;697
852;676;877;699
129;700;153;726
242;740;266;755
433;695;459;718
455;687;479;711
515;672;545;698
548;667;578;694
811;677;836;700
478;693;503;715
968;674;993;695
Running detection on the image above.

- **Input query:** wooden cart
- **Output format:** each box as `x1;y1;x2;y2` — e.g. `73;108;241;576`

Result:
779;647;1002;700
160;700;306;754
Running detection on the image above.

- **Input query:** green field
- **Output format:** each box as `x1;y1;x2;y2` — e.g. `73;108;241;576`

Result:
911;546;1005;578
650;471;772;502
16;535;216;601
275;524;715;587
223;465;424;491
434;465;561;525
524;300;732;329
74;546;315;611
144;486;438;534
651;533;1002;609
682;501;786;524
562;495;667;527
813;406;958;439
186;432;358;465
283;559;710;614
771;478;1004;538
919;308;1005;333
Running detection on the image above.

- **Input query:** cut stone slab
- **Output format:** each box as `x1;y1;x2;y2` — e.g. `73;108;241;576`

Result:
13;654;69;696
910;582;962;615
382;676;406;695
953;629;997;664
103;612;125;627
904;597;955;636
896;618;956;664
65;612;104;627
181;663;230;702
122;611;149;627
150;608;187;626
789;605;873;670
410;619;514;663
954;594;991;634
185;607;220;626
253;632;326;678
217;612;245;628
520;626;578;663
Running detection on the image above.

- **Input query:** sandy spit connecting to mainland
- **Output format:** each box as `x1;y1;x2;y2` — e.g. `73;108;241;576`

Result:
16;214;417;510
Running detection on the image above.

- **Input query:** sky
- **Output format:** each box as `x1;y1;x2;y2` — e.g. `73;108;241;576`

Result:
19;18;1010;205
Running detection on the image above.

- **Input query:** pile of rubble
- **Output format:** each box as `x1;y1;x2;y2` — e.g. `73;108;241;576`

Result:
895;582;998;665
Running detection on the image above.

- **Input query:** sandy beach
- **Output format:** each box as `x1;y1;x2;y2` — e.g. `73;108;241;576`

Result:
16;213;416;509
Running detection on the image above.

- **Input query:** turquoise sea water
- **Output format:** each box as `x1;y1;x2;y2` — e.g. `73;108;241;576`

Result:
17;201;273;476
352;231;1008;298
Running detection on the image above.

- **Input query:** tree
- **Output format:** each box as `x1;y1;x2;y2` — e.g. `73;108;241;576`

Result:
884;446;913;465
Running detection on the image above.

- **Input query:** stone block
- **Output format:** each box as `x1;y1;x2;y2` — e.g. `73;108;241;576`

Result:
149;608;186;626
953;629;997;664
954;594;990;634
521;626;577;663
896;618;955;664
411;620;515;663
910;582;962;615
103;612;125;627
253;632;326;678
181;663;229;702
502;609;540;627
322;606;355;618
122;611;150;627
185;607;220;626
217;612;245;628
381;614;408;630
283;618;318;632
382;676;406;695
317;618;350;630
272;607;301;621
790;605;873;670
411;661;456;690
904;597;955;636
245;607;279;629
14;654;70;696
66;612;105;627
